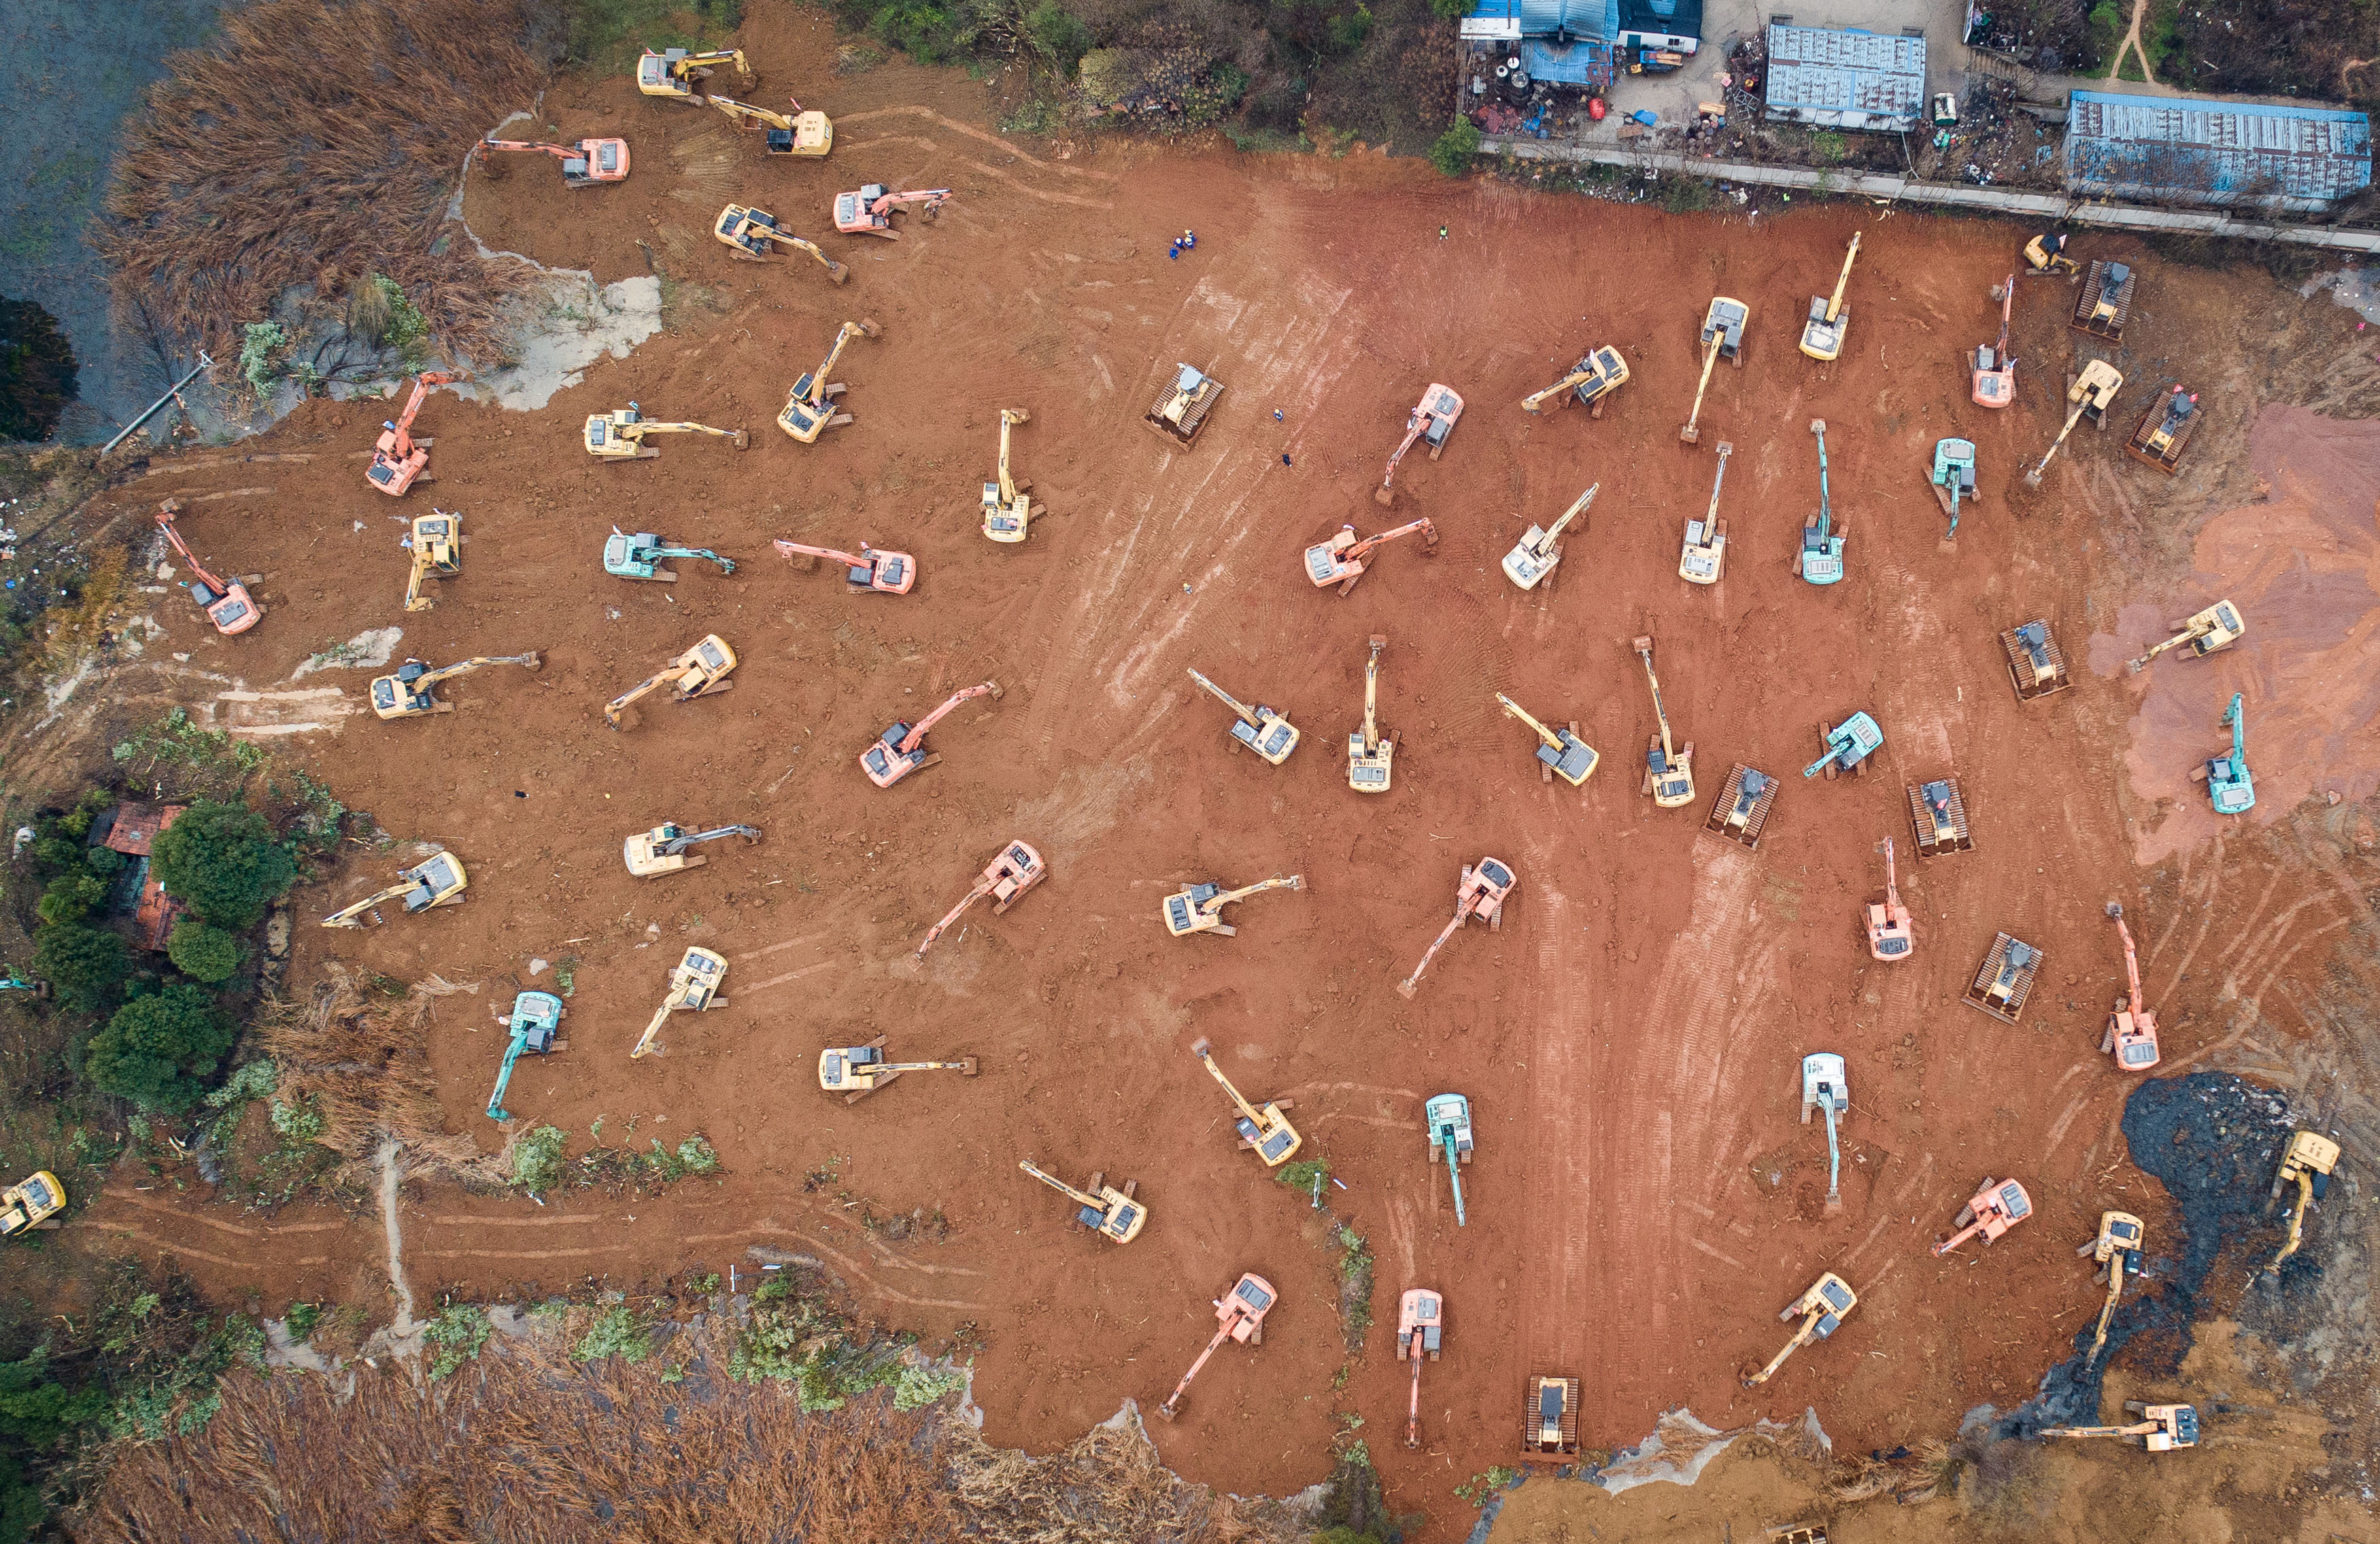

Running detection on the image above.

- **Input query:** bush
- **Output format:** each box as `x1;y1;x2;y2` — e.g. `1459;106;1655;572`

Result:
872;0;964;63
1429;0;1469;17
422;1303;488;1380
83;984;234;1112
149;800;294;931
35;874;106;927
1428;118;1481;176
1027;0;1091;74
510;1125;566;1194
31;925;127;1012
237;323;286;397
573;1306;651;1363
165;921;241;984
84;846;123;880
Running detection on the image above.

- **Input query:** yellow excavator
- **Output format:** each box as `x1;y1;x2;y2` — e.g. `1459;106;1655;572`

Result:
402;509;460;613
2022;359;2122;487
1187;668;1299;765
0;1172;65;1238
636;46;751;100
1632;635;1695;807
819;1037;978;1103
1496;693;1597;786
713;203;848;281
369;653;541;720
1798;233;1861;362
1499;483;1595;590
1189;1037;1301;1165
605;635;738;727
1348;634;1397;793
320;852;468;928
2040;1403;2199;1452
705;94;832;156
623;821;761;877
2126;600;2245;673
585;403;749;461
1163;874;1303;938
1680;297;1748;444
2265;1131;2341;1281
1520;346;1628;417
2024;232;2081;277
2077;1210;2145;1367
1019;1159;1146;1242
630;946;729;1058
779;320;881;443
1742;1273;1857;1387
982;408;1043;543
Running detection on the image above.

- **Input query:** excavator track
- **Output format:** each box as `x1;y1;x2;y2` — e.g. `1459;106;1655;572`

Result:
1999;621;2071;702
1963;931;2042;1025
2071;261;2133;341
1705;764;1776;850
1906;776;1975;855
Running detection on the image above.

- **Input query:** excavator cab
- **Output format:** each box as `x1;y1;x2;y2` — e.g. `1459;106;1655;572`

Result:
0;1172;65;1237
2001;619;2070;701
1965;933;2043;1023
1146;363;1224;446
321;853;469;928
403;511;461;613
635;46;749;99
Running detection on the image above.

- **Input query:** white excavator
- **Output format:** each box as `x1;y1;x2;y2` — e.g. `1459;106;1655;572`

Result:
1499;483;1595;590
981;409;1044;543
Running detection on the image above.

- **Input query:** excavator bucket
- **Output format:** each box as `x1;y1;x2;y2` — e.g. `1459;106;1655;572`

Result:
1905;776;1974;856
1964;932;2043;1025
1704;764;1777;849
2000;620;2071;702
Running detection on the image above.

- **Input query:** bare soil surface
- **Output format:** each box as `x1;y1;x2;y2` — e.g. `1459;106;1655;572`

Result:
33;5;2380;1536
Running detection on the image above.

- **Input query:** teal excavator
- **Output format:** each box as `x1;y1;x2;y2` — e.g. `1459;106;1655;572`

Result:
486;991;564;1122
1425;1093;1474;1226
2197;693;2255;814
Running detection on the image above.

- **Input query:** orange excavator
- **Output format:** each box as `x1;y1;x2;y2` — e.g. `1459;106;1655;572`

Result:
154;500;261;634
1155;1273;1277;1422
834;184;950;238
366;373;453;496
1375;383;1464;505
2102;903;2161;1071
477;135;630;187
915;840;1045;958
1932;1177;2034;1256
773;538;914;595
1864;838;1913;961
1972;275;2017;408
1399;1288;1443;1449
1396;859;1515;999
1304;518;1437;596
860;681;1002;787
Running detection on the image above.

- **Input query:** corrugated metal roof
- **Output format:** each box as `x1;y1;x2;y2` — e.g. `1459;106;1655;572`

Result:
1463;0;1618;41
1763;24;1925;133
2064;90;2372;209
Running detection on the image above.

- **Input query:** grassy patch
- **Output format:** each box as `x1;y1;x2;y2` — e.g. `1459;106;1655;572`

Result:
1334;1222;1375;1347
423;1303;490;1379
1454;1464;1520;1502
574;1305;652;1362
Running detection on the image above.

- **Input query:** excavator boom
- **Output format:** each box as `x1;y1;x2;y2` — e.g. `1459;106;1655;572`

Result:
1195;1046;1270;1127
660;823;761;856
1361;638;1383;752
915;876;996;957
1187;668;1259;726
897;681;1000;753
1017;1158;1102;1210
1208;874;1299;912
1824;232;1861;322
155;511;231;595
1496;693;1563;752
1635;639;1678;758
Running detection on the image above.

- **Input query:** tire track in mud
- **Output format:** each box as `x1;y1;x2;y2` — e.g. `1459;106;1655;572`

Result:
1518;848;1593;1377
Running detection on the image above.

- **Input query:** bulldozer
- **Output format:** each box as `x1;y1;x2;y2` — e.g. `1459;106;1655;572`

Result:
1798;232;1860;362
629;946;729;1059
2024;232;2081;277
1523;1375;1581;1458
1189;1037;1301;1164
1743;1273;1857;1387
636;46;750;100
1929;439;1977;543
2022;359;2123;488
2077;1210;2146;1367
1796;419;1847;585
1680;441;1733;584
982;409;1044;543
1305;518;1438;596
1019;1158;1146;1243
1632;635;1695;808
1705;764;1778;849
1348;635;1398;792
1187;668;1299;765
1146;362;1225;447
2126;600;2246;673
1156;1273;1276;1420
1425;1092;1474;1226
585;403;749;461
1865;838;1913;961
915;840;1046;958
1164;874;1303;939
2193;693;2256;813
1933;1177;2034;1256
1496;693;1597;787
1801;1052;1850;1216
2126;385;2200;474
704;93;831;156
2001;619;2071;702
320;853;468;928
2265;1131;2341;1280
1499;483;1595;590
2103;902;2162;1071
1907;776;1974;855
402;509;460;612
2041;1403;2199;1452
1520;347;1628;417
774;539;915;595
478;135;629;188
1973;275;2017;408
834;184;950;238
1396;860;1514;999
819;1038;979;1103
2073;260;2136;341
486;991;564;1122
1965;932;2043;1024
154;500;261;634
603;528;734;582
863;681;1002;787
713;204;848;281
1680;297;1748;443
779;320;882;442
370;653;541;720
623;821;761;877
0;1172;65;1238
1803;713;1883;780
605;635;737;728
1375;383;1464;505
367;373;454;496
1398;1289;1443;1449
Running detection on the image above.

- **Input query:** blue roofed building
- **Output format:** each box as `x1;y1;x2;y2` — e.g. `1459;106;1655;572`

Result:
1461;0;1700;93
2063;91;2373;213
1762;22;1927;133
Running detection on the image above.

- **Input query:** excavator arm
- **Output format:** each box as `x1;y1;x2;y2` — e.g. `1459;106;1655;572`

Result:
897;682;1000;754
660;824;761;857
1635;639;1679;759
481;138;575;160
1348;518;1436;564
1018;1158;1103;1210
420;653;541;691
1396;897;1478;999
605;666;691;725
1361;637;1384;752
1376;415;1429;500
775;540;870;568
1522;369;1594;413
1496;693;1563;753
154;508;231;596
996;409;1025;501
628;420;749;447
1187;668;1261;729
915;875;998;957
320;882;415;929
1202;874;1301;916
1822;232;1861;323
704;95;792;131
390;373;454;434
2108;903;2145;1016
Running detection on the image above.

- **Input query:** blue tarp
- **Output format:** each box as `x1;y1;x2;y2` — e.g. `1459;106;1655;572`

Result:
2064;90;2373;211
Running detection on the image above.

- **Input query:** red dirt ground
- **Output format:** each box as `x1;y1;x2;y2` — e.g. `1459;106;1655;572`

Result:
47;5;2380;1535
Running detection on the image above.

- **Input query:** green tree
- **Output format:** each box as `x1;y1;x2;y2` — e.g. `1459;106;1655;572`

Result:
84;984;233;1112
165;921;240;984
149;801;294;931
31;924;126;1012
1429;0;1470;18
33;873;105;927
1026;0;1091;74
1429;118;1482;177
